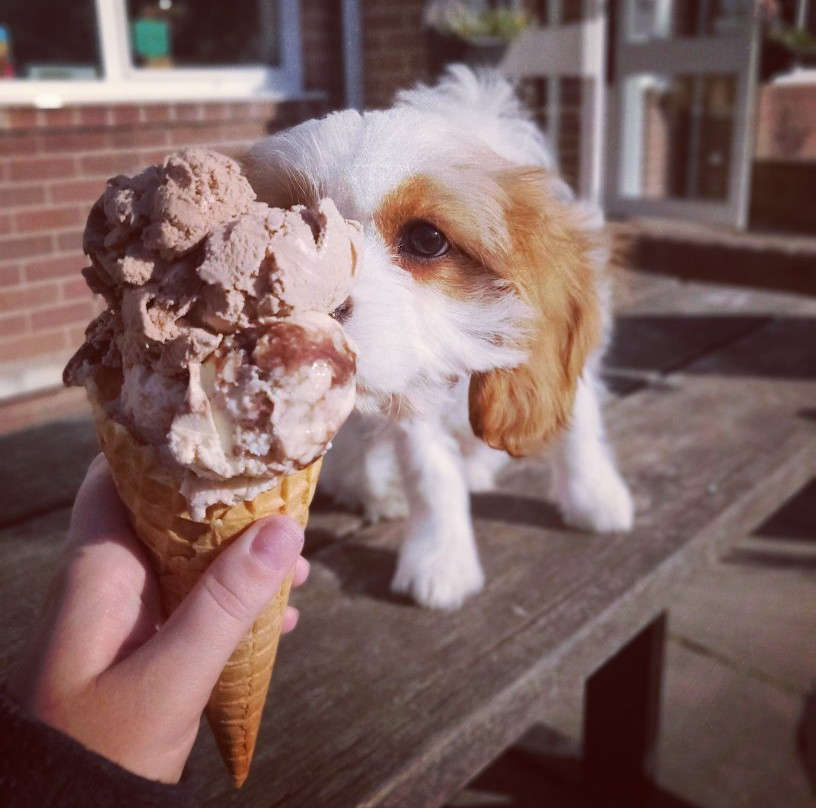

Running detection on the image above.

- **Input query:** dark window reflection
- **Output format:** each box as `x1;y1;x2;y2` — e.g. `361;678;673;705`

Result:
126;0;279;68
1;1;101;80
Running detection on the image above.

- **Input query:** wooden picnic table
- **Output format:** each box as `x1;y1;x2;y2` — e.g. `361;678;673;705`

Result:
1;269;815;807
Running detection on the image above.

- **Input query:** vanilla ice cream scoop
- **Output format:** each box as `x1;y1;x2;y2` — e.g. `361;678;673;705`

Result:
65;148;360;515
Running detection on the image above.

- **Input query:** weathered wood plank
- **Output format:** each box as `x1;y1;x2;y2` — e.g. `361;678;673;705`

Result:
606;313;770;377
1;273;814;808
617;269;816;318
0;417;98;529
182;370;816;807
0;508;73;674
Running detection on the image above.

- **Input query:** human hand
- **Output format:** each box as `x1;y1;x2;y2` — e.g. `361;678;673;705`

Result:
6;454;309;784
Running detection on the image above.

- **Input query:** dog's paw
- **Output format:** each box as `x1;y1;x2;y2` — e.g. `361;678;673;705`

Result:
391;533;485;610
555;465;634;533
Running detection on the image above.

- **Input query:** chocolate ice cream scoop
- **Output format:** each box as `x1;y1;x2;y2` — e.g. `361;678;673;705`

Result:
65;148;361;515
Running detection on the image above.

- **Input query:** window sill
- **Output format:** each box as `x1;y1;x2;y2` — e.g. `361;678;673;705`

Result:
0;353;75;403
0;71;320;109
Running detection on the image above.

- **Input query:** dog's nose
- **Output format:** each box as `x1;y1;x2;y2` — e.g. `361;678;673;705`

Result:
330;297;354;323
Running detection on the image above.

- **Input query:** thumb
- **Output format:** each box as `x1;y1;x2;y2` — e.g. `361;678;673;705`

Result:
118;516;304;712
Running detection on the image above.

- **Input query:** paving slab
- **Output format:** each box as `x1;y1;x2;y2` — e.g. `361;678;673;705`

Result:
667;547;816;696
658;639;813;808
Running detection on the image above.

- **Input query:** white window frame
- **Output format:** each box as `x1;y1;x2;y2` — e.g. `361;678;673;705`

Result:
0;0;303;108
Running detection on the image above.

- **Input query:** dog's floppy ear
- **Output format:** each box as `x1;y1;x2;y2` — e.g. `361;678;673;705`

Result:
469;168;603;457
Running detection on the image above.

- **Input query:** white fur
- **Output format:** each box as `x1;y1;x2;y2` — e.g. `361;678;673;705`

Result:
245;67;633;610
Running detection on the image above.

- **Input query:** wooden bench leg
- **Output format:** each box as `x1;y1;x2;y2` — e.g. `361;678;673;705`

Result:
582;613;667;807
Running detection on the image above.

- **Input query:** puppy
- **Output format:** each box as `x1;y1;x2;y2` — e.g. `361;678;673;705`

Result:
243;66;633;610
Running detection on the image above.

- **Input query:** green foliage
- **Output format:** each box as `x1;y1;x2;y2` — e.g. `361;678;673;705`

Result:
767;26;816;56
433;4;531;42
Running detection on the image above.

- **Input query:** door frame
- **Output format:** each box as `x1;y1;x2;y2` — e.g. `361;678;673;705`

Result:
604;0;761;229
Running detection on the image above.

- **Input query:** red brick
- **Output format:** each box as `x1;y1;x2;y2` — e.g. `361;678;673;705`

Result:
199;103;234;122
49;178;106;204
209;143;247;161
6;108;39;129
0;329;66;363
165;125;219;147
16;206;84;233
0;234;53;260
0;264;22;287
111;105;142;125
79;152;147;177
0;134;32;157
0;283;59;311
141;149;172;167
0;212;12;235
0;184;46;207
214;122;267;142
39;108;78;128
66;323;90;347
108;128;169;149
56;230;84;252
78;106;111;126
142;105;173;124
37;131;108;153
30;300;96;330
246;101;278;120
25;254;83;282
61;276;93;300
0;313;28;337
172;103;205;122
9;155;76;182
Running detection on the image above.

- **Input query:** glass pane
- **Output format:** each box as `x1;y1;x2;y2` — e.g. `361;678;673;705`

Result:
1;1;101;80
622;73;736;202
126;0;279;69
625;0;752;42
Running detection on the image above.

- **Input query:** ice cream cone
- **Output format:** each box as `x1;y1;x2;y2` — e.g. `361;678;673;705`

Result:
90;391;321;787
63;149;359;787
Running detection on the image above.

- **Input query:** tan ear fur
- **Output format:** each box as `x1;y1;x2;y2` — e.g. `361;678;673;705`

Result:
469;168;603;457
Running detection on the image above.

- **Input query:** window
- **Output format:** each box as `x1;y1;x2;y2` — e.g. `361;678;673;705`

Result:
1;0;102;80
626;0;753;42
0;0;301;106
622;73;736;202
125;1;279;69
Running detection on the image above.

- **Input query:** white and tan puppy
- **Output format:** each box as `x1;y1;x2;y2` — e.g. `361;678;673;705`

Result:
244;66;633;610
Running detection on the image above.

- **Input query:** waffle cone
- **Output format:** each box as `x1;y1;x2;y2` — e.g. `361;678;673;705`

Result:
91;397;321;787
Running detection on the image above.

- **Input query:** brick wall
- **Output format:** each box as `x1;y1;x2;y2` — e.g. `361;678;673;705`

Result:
750;82;816;236
360;0;428;109
302;0;346;110
0;97;327;418
755;82;816;161
0;0;349;433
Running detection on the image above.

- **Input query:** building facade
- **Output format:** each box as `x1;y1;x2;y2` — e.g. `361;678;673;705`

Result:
1;0;814;431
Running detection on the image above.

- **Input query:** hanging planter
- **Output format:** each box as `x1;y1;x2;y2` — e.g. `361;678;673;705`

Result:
424;1;531;76
760;24;816;81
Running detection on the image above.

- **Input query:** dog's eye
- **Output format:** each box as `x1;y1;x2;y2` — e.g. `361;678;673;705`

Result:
401;221;450;259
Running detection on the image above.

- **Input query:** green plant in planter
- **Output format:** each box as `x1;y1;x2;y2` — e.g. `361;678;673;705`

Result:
761;23;816;80
767;25;816;59
426;1;532;44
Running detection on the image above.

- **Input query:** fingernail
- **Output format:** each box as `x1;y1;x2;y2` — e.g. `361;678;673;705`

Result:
295;556;310;580
250;517;304;571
